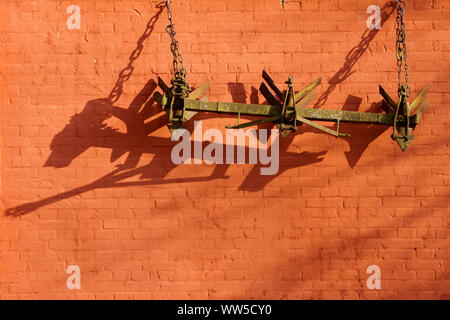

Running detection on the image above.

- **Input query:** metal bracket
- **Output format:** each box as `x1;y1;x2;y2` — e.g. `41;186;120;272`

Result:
379;83;429;151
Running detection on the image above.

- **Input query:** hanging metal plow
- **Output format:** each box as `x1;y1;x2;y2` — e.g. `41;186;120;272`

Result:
154;0;429;152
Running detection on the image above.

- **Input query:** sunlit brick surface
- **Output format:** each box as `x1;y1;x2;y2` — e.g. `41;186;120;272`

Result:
0;0;449;299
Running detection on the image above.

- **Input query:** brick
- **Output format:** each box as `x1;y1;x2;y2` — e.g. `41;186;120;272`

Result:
0;0;448;300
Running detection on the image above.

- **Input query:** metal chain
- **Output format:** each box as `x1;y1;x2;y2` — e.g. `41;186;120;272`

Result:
396;0;410;98
165;0;190;98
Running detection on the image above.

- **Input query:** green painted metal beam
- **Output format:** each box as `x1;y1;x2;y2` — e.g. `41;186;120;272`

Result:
184;99;282;117
296;108;401;126
183;99;420;127
226;115;282;130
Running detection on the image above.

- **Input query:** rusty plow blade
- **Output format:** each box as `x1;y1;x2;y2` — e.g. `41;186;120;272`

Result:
379;84;429;152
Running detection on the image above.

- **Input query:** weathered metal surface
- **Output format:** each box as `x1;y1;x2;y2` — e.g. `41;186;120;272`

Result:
394;126;415;152
158;76;172;98
295;88;317;109
156;67;428;152
226;115;282;130
294;78;321;105
396;0;410;100
381;100;394;115
259;82;281;105
379;85;396;113
262;70;283;101
165;0;190;97
415;97;429;119
188;81;210;100
154;91;165;107
184;99;282;116
184;98;419;127
296;115;350;138
295;107;416;126
409;83;429;114
377;81;429;151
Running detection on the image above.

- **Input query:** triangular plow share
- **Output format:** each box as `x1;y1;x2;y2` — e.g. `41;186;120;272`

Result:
154;70;429;152
379;84;429;151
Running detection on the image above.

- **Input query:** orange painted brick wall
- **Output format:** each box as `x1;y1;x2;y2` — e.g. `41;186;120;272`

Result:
0;0;449;299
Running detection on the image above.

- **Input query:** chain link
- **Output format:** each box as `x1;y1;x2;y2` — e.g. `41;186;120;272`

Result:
165;0;190;98
396;0;410;98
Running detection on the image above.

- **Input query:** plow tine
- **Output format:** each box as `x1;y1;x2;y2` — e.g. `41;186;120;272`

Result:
189;81;210;99
415;97;429;119
295;89;318;109
262;70;284;101
379;85;397;113
154;91;164;105
294;77;322;104
158;76;172;97
154;91;169;110
296;115;350;138
226;115;282;130
259;83;281;105
381;100;395;114
183;111;198;122
409;83;429;115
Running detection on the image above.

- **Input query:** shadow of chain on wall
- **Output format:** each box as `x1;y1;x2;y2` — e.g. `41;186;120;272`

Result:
4;2;398;216
314;1;395;109
107;2;165;104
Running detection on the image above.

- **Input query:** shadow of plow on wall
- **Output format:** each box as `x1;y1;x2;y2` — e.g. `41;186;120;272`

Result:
4;71;329;216
4;99;327;216
314;1;395;109
4;1;396;216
